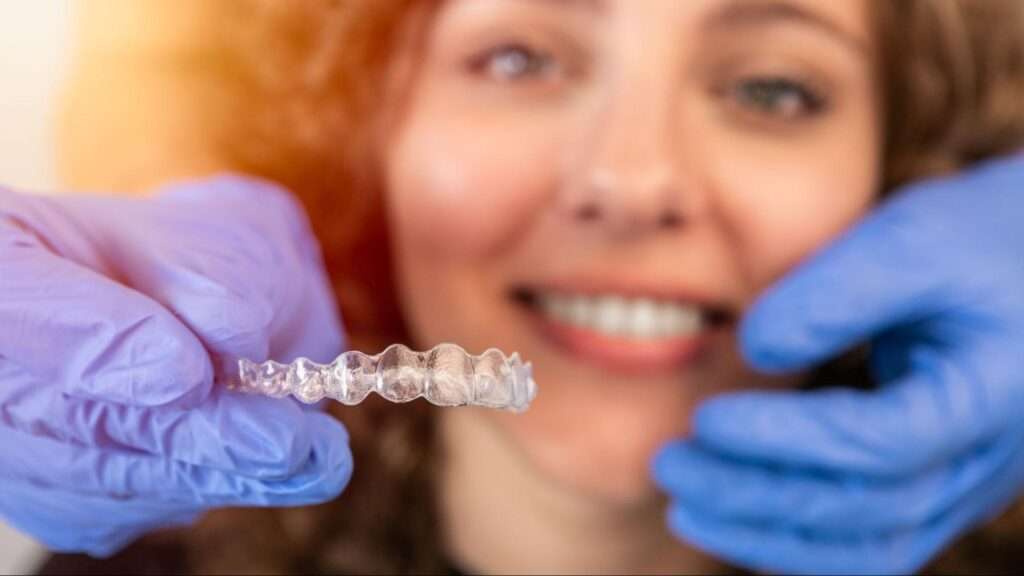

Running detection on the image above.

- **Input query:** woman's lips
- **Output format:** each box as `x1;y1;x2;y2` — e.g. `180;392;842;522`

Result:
525;306;717;375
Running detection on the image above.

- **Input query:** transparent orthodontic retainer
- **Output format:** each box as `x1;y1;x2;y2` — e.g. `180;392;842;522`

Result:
232;343;537;412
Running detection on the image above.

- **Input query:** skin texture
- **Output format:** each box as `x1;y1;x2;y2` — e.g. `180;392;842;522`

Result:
383;0;882;571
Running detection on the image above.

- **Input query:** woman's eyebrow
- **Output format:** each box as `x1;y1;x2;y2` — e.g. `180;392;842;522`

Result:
702;0;871;58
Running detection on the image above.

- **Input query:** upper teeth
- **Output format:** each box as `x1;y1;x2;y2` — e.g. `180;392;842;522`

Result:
539;293;704;339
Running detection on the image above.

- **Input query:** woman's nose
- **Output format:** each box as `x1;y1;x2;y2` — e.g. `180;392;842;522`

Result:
566;164;686;236
560;85;703;239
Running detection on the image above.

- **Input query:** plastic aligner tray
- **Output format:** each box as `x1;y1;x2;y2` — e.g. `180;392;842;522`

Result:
233;343;537;412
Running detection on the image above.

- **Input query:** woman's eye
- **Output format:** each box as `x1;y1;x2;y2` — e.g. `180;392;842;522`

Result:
731;77;827;119
468;43;556;81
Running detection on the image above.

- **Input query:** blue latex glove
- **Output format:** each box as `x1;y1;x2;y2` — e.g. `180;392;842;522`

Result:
0;175;352;556
653;154;1024;574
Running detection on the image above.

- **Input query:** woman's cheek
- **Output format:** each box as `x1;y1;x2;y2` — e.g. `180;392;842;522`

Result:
709;154;876;293
387;120;557;261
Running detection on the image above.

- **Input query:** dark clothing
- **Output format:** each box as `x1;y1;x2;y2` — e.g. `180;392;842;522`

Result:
35;539;188;576
35;538;467;576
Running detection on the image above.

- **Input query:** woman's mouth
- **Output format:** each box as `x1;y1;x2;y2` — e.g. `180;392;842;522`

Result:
510;286;734;375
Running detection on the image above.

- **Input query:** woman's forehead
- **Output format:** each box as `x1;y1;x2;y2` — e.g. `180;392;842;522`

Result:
431;0;873;56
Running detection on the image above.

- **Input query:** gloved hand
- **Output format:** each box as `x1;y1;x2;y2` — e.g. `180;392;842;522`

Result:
0;175;352;557
653;154;1024;574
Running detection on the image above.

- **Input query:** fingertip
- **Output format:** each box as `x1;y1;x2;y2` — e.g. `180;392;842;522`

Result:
739;296;810;373
651;441;691;486
76;309;214;408
691;392;787;456
666;502;696;538
665;503;726;562
651;445;675;487
652;443;729;507
266;220;346;366
240;412;352;506
692;394;750;442
306;413;354;500
211;392;316;478
154;265;275;365
141;325;215;408
192;173;310;236
153;173;292;212
218;396;352;499
666;504;779;574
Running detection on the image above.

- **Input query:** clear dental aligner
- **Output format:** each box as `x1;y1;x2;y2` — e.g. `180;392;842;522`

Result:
233;343;537;412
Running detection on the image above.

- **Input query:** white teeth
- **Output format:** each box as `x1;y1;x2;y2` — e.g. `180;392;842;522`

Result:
568;296;592;326
664;302;702;334
629;298;659;337
538;292;707;339
594;295;627;334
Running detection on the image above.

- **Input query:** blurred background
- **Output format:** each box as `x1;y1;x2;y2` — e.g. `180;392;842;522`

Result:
0;1;71;192
0;1;75;571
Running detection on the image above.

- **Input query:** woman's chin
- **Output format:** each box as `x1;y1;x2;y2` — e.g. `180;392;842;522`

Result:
520;423;678;508
491;381;696;509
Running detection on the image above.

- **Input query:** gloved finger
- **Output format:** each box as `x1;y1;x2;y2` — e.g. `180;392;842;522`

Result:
267;243;346;366
145;177;347;417
739;176;962;374
0;219;213;408
119;175;346;368
691;346;1016;477
4;177;345;378
0;479;202;557
663;418;1024;573
652;439;1010;536
153;176;348;364
1;356;343;477
664;502;945;575
0;409;352;505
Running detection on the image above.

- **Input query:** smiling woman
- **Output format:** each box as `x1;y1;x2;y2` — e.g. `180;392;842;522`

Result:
43;0;1024;574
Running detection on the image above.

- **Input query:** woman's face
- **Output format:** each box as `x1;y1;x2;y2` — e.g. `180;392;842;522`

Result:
385;0;880;504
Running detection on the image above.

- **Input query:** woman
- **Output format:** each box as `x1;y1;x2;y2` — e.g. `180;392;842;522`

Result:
38;0;1024;573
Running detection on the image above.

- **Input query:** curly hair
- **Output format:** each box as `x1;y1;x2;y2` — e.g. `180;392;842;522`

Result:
57;1;1024;573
